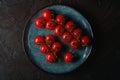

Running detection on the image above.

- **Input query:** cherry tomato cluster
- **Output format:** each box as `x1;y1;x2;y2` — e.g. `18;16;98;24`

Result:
34;34;60;63
34;9;90;63
34;34;74;63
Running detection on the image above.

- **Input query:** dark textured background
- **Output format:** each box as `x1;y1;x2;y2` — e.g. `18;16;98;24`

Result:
0;0;120;80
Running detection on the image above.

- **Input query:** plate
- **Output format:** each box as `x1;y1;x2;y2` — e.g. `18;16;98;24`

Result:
23;5;93;74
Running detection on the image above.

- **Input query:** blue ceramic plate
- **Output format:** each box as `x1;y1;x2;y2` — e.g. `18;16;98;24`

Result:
23;5;93;74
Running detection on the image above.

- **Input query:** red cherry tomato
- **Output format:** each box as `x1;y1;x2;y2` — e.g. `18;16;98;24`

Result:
46;52;57;63
54;25;65;36
62;32;73;42
56;14;65;24
65;21;75;32
42;9;53;20
34;17;46;28
73;28;82;39
46;20;56;30
52;42;62;52
40;44;50;54
64;52;74;63
70;39;80;49
45;34;55;45
81;35;90;46
34;36;44;45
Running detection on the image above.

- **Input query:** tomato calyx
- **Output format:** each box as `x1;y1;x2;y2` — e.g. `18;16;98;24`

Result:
73;42;77;46
58;30;64;33
50;23;55;27
38;42;45;45
40;20;46;24
65;36;70;40
51;13;55;19
45;49;50;53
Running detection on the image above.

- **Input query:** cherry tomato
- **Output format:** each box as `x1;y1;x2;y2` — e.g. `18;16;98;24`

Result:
73;28;82;39
70;39;80;49
64;52;74;63
46;20;56;30
54;25;65;36
81;35;90;46
46;52;57;63
62;32;73;42
56;14;65;24
65;21;75;32
45;34;55;45
52;42;62;52
34;36;44;45
40;44;50;54
42;9;53;20
34;17;46;28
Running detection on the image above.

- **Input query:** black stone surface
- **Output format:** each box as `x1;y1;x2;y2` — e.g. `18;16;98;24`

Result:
0;0;120;80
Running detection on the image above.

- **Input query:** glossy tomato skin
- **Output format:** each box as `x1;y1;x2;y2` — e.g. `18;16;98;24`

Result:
70;39;80;49
73;28;82;39
34;36;44;45
45;34;55;45
56;14;65;24
62;32;73;42
46;20;56;30
52;42;62;52
40;44;50;54
64;52;74;63
34;17;46;28
42;9;53;20
54;25;65;36
81;35;90;46
46;52;57;63
65;21;75;32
